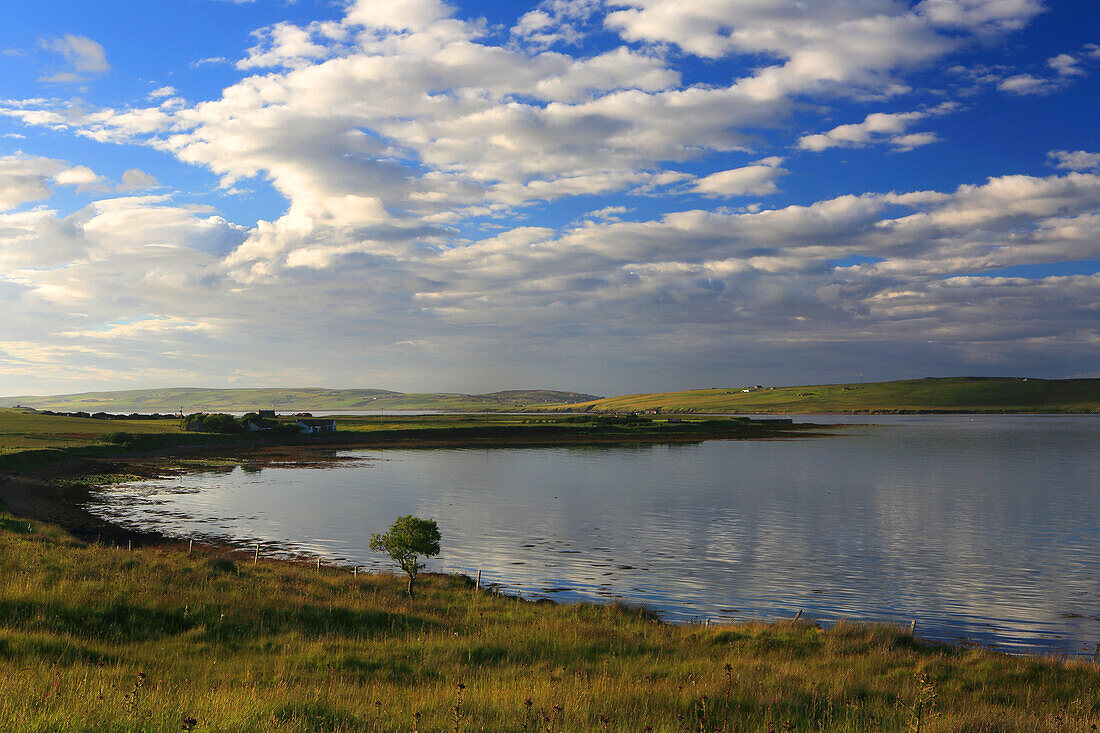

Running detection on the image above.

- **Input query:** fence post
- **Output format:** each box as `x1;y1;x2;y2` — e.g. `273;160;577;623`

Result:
476;569;481;591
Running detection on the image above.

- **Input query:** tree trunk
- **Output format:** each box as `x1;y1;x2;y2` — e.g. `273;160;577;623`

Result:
407;574;415;598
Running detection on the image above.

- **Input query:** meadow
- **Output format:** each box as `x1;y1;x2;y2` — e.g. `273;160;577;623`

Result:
6;377;1100;416
546;377;1100;414
0;504;1096;732
0;408;817;472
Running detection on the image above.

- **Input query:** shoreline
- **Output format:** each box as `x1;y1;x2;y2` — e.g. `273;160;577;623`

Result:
2;425;1093;664
0;421;831;549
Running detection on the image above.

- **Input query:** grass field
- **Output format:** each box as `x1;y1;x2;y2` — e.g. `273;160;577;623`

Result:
0;409;190;456
0;388;600;413
0;409;815;472
0;506;1095;732
544;377;1100;414
8;377;1097;415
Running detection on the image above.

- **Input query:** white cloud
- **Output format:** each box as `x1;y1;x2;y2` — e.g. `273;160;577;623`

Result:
0;155;108;210
512;0;601;47
1048;150;1100;172
997;73;1060;95
3;1;1098;393
39;34;110;82
61;316;216;340
915;0;1045;33
1047;53;1084;76
604;0;1041;103
54;165;104;191
692;158;787;197
344;0;453;32
799;108;948;152
120;168;160;190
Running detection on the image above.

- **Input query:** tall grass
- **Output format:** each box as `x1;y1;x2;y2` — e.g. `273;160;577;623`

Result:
0;510;1096;731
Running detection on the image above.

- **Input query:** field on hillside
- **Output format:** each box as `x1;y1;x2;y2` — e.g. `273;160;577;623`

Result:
0;508;1095;732
0;409;186;456
0;410;814;473
546;377;1100;414
1;388;600;413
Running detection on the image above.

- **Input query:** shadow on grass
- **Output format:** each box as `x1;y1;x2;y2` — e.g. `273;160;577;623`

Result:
0;598;439;644
0;635;118;665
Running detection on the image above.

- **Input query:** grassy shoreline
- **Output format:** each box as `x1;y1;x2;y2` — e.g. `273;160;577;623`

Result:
0;498;1097;732
1;412;1097;730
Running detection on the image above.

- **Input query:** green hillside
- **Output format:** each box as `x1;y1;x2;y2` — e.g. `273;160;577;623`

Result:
0;387;601;413
541;377;1100;414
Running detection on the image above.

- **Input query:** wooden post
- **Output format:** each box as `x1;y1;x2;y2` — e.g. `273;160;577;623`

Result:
794;609;802;620
353;566;358;577
1093;643;1099;664
705;619;710;628
476;569;481;591
127;540;132;552
253;543;260;564
316;558;321;570
909;620;917;636
188;539;193;556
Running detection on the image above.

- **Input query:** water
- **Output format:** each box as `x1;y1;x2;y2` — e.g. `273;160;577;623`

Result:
86;414;1100;656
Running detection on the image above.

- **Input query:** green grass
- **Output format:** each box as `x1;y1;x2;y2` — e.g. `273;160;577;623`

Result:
0;410;813;472
8;377;1098;415
0;410;186;455
0;388;600;413
0;508;1095;731
543;377;1100;414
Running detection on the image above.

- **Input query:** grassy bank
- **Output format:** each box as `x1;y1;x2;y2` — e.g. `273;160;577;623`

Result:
545;377;1100;414
0;409;822;472
0;505;1096;732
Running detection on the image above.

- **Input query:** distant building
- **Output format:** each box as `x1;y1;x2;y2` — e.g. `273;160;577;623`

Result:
258;409;277;418
296;418;337;435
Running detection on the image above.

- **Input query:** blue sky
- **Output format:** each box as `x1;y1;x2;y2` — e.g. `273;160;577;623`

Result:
0;0;1098;396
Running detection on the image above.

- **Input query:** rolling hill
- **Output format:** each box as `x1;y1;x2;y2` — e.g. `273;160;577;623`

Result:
0;387;602;413
539;377;1100;414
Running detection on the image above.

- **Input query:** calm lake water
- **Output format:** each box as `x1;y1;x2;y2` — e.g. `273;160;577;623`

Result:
87;415;1100;656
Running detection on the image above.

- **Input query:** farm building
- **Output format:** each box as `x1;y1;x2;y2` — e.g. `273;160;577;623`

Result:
296;418;337;435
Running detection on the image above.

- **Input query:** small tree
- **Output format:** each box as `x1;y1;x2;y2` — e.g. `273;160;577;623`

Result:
369;515;441;597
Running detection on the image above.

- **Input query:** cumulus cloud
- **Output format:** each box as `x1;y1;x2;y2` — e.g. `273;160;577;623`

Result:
120;168;159;190
798;104;957;152
0;155;108;210
1047;53;1084;76
604;0;1042;102
1048;150;1100;172
692;158;787;197
2;1;1098;393
512;0;601;47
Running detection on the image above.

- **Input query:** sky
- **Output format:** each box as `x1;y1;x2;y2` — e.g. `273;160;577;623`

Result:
0;0;1098;397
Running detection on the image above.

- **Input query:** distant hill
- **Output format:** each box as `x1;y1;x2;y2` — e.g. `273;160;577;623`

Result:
538;377;1100;414
0;387;603;413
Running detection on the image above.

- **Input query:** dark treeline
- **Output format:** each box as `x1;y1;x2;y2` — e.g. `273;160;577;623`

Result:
35;410;177;420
